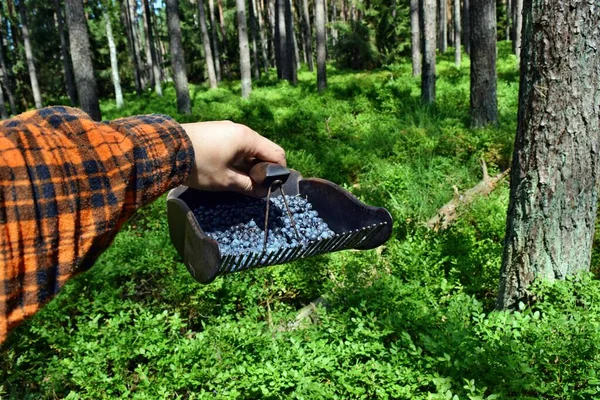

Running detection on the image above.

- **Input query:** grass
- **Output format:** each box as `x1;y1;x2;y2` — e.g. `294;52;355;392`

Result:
3;42;600;399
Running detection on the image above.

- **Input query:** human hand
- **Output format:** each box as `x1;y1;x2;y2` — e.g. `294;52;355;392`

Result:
181;121;286;197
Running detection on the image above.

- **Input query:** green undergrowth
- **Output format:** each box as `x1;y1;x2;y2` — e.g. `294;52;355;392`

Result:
3;43;600;399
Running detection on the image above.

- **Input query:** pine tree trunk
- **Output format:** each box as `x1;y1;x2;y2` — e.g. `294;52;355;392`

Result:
267;0;277;67
165;0;191;114
208;0;222;81
453;0;460;66
198;0;218;87
315;0;326;92
18;0;42;109
105;9;124;108
248;0;261;79
505;0;511;41
497;0;600;310
123;0;142;95
236;0;252;97
275;0;288;79
0;6;17;115
410;0;421;76
142;0;162;95
254;0;269;73
420;0;436;104
513;0;523;64
462;0;470;54
141;0;154;88
301;0;313;71
469;0;497;127
216;0;231;79
331;0;338;45
437;0;447;52
64;0;101;120
54;0;77;106
0;80;7;119
129;0;147;89
286;0;298;81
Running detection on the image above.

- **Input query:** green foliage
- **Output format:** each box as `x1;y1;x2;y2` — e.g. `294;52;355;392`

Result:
4;43;600;399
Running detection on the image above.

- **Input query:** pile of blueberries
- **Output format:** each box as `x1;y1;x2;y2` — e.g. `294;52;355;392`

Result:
193;195;336;256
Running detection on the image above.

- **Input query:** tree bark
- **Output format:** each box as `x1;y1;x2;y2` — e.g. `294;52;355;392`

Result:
165;0;191;114
462;0;470;54
129;0;147;89
216;0;231;78
301;0;313;71
122;0;142;95
453;0;460;66
315;0;326;92
105;9;124;108
254;0;269;73
208;0;222;81
410;0;421;76
267;0;276;67
18;0;42;109
331;0;338;44
505;0;511;41
285;0;298;83
198;0;218;88
469;0;497;127
0;6;16;115
497;0;600;310
140;0;154;88
512;0;523;64
236;0;252;98
437;0;447;53
142;0;162;95
64;0;101;120
248;0;261;79
54;0;77;106
420;0;436;104
275;0;288;79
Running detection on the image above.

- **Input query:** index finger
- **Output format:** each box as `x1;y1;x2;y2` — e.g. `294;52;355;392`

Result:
247;129;287;167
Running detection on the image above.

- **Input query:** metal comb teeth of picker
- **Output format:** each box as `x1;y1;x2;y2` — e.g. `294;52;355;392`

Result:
167;162;393;284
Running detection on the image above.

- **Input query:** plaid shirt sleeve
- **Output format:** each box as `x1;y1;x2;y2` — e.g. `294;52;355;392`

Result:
0;106;195;343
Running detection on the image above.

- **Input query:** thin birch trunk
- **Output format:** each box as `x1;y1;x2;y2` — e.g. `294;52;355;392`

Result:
105;10;123;108
18;0;42;108
123;0;142;95
410;0;421;76
513;0;522;64
208;0;222;81
453;0;461;66
142;0;162;95
236;0;252;97
315;0;326;92
421;0;436;104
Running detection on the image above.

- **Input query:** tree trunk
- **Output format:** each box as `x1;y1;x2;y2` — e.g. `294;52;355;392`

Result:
165;0;191;114
453;0;460;66
331;0;338;44
314;0;326;92
437;0;447;53
462;0;470;54
105;9;124;108
285;0;298;82
0;78;7;119
208;0;222;81
505;0;511;41
122;0;142;95
236;0;252;98
469;0;497;127
497;0;600;310
216;0;231;79
140;0;154;88
198;0;218;87
18;0;42;109
248;0;261;79
301;0;313;71
512;0;523;64
420;0;436;104
54;0;77;106
129;0;147;89
254;0;269;73
142;0;162;95
275;0;288;79
0;6;16;115
64;0;101;120
410;0;421;76
267;0;276;67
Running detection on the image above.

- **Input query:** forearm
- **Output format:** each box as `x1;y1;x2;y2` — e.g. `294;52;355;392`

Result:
0;106;194;343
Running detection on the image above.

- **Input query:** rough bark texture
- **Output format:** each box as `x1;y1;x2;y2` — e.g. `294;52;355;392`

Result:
315;0;326;92
122;0;142;95
497;0;600;310
275;0;288;79
248;0;261;79
420;0;436;104
105;10;124;108
437;0;447;52
505;0;511;41
469;0;497;127
512;0;523;64
165;0;191;114
208;0;223;81
410;0;421;76
453;0;460;66
64;0;101;121
0;79;7;119
142;0;162;95
462;0;469;54
0;8;16;115
254;0;269;72
285;0;297;83
18;0;42;109
217;0;231;78
129;0;147;89
198;0;218;88
236;0;252;98
54;0;77;106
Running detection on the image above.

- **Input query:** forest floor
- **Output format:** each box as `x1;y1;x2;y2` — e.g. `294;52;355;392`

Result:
3;42;600;399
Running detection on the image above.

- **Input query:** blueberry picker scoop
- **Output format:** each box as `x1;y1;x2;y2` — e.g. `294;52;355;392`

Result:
167;162;393;284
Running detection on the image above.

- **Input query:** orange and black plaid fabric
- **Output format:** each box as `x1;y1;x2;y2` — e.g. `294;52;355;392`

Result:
0;106;194;343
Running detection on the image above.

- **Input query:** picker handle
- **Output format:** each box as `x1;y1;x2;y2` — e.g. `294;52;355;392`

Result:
249;161;291;187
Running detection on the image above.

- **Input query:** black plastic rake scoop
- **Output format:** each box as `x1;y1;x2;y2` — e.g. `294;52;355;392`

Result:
167;163;393;284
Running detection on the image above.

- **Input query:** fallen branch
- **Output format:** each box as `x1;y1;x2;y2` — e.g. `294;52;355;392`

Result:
426;159;510;231
277;296;327;332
